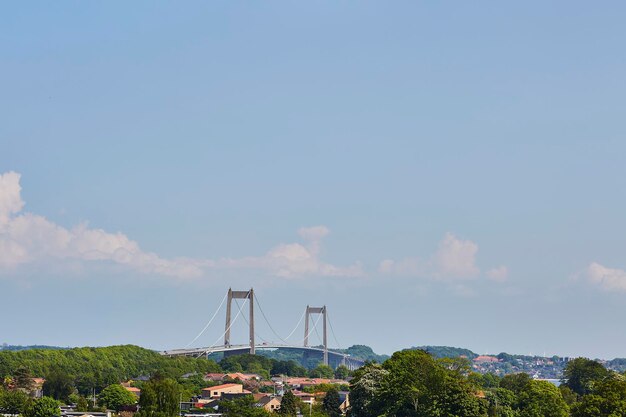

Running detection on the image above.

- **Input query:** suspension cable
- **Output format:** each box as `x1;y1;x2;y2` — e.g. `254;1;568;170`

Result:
283;308;307;341
253;292;294;344
207;298;247;348
234;297;270;344
297;311;323;345
326;311;342;350
312;318;324;345
184;292;228;348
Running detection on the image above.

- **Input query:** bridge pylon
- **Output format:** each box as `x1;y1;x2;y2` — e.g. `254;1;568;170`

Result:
224;288;255;354
304;305;328;366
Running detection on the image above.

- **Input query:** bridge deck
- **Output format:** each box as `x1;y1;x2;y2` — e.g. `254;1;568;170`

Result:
160;344;364;369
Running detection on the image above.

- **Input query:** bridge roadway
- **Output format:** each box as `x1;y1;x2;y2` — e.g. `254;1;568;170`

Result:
160;344;364;371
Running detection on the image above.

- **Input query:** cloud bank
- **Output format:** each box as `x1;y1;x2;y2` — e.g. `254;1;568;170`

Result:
0;172;362;281
586;262;626;292
215;226;363;279
0;172;204;278
378;232;507;283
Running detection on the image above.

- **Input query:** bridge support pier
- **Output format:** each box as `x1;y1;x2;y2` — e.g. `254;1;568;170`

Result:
224;288;255;355
304;305;328;366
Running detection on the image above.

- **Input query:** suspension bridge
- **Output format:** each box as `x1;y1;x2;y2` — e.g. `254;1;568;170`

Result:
160;288;364;371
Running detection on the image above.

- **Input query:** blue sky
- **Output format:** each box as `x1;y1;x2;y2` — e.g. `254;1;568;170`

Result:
2;1;626;359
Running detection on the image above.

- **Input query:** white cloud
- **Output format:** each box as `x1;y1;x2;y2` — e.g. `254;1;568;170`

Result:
487;266;509;282
433;232;480;279
378;257;423;276
217;229;363;279
586;262;626;292
378;233;504;284
0;172;361;281
0;172;24;227
0;172;193;278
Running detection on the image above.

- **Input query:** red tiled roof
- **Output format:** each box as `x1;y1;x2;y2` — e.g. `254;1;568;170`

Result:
202;383;242;391
473;355;499;363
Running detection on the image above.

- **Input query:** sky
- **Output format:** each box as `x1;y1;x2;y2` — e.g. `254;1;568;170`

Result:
2;1;626;359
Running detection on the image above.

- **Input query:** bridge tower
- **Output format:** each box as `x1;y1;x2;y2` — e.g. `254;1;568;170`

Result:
304;305;328;366
224;288;255;354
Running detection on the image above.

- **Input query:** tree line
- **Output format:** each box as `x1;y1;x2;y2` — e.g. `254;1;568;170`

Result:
6;344;624;417
349;350;626;417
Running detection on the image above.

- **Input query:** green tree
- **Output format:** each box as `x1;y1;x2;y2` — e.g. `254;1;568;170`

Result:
98;384;137;412
499;373;531;394
322;387;341;417
13;367;35;392
559;385;578;406
563;358;610;396
67;393;80;405
138;376;181;417
76;396;89;412
279;390;298;417
43;369;75;402
220;354;272;377
309;403;332;417
516;380;569;417
271;360;307;377
469;372;500;389
309;364;334;379
570;395;604;417
177;373;209;400
220;395;271;417
485;388;516;417
74;373;97;396
347;363;388;417
25;396;61;417
342;345;389;363
571;378;626;417
334;365;350;380
0;388;32;414
437;356;472;376
378;350;485;417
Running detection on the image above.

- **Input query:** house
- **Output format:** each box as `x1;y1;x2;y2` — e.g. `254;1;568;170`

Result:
188;399;219;410
31;378;45;398
204;373;226;382
201;383;243;399
293;391;315;405
225;373;260;381
120;381;141;398
124;386;141;398
255;396;282;413
473;355;500;364
204;373;260;382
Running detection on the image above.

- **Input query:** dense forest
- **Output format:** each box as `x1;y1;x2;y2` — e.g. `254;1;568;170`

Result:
0;346;347;396
410;345;477;359
0;345;67;352
0;345;220;393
